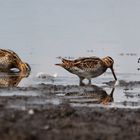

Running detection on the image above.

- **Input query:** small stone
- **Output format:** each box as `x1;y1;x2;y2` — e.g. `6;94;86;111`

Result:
43;125;50;130
28;109;34;115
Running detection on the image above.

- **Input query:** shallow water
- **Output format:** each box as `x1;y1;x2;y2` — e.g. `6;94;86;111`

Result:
0;0;140;109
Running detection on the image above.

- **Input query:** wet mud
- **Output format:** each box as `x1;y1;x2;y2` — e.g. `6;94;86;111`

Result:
0;81;140;140
1;105;140;140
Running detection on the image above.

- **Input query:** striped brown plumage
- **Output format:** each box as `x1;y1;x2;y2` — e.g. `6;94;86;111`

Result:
0;49;31;72
56;56;117;85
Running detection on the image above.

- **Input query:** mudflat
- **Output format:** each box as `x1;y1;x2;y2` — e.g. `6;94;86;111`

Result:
0;83;140;140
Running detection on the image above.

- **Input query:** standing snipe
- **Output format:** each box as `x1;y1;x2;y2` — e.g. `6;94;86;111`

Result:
56;56;117;85
0;49;31;72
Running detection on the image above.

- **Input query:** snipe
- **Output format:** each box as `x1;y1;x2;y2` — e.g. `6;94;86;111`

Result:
56;56;117;85
0;49;31;72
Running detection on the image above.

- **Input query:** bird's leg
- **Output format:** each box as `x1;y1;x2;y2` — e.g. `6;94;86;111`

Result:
88;79;91;85
79;77;85;86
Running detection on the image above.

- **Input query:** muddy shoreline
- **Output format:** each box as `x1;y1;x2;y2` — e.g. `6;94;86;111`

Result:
0;105;140;140
0;82;140;140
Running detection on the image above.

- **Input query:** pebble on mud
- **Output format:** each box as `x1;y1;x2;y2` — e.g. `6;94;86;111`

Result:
28;109;34;115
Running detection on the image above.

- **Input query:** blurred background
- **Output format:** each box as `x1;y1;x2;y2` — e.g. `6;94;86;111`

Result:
0;0;140;86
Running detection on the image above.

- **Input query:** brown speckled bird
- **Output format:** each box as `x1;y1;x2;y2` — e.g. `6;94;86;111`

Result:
0;49;31;72
56;56;117;85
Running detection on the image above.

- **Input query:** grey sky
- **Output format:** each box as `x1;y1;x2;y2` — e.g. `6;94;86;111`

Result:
0;0;139;75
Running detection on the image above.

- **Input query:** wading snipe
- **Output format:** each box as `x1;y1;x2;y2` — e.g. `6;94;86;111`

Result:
0;49;31;72
56;56;117;85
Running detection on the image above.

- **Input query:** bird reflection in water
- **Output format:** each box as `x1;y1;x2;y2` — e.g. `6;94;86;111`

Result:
0;71;30;87
99;87;114;105
66;85;115;106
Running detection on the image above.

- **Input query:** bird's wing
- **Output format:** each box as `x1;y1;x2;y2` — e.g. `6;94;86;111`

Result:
74;56;99;62
0;49;8;57
0;49;22;61
0;49;21;69
74;57;103;69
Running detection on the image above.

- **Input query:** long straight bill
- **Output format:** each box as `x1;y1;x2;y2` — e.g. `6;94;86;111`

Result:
110;66;117;81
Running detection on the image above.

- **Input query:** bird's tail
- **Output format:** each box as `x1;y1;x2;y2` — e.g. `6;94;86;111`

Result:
55;58;74;68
